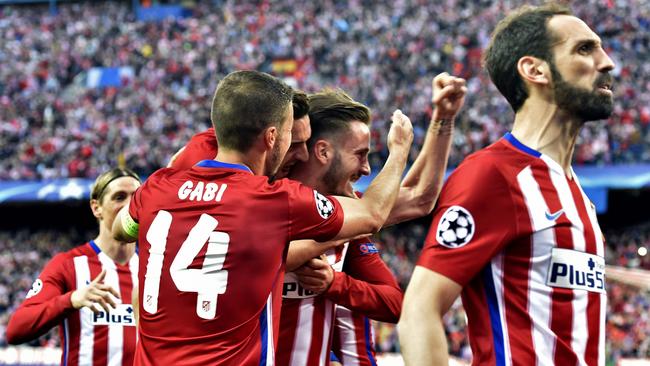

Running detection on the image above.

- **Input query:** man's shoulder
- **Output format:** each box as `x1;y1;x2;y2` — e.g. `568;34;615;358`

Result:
451;138;533;185
44;243;94;271
192;128;218;143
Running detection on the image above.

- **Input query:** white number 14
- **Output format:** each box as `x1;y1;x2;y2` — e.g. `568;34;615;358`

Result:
142;210;229;319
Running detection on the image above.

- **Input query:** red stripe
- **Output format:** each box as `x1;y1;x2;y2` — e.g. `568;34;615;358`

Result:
88;258;108;366
307;298;327;365
117;262;136;366
569;180;601;365
276;298;301;365
532;167;577;365
502;179;536;366
324;303;335;366
353;313;374;366
462;280;496;365
67;271;82;366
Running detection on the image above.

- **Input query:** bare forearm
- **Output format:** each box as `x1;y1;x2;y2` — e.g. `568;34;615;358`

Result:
333;152;409;240
399;313;450;366
399;266;462;366
361;152;409;224
286;240;342;271
388;117;454;225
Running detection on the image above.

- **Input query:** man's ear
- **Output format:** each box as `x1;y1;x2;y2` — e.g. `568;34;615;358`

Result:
313;140;333;165
263;126;278;150
517;56;551;86
90;199;102;220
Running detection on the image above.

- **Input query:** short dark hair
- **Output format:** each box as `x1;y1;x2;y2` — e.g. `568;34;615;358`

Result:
293;91;310;120
307;89;371;148
211;70;293;152
483;3;572;112
91;167;140;203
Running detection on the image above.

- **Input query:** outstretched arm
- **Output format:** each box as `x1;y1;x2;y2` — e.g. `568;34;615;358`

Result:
385;73;467;226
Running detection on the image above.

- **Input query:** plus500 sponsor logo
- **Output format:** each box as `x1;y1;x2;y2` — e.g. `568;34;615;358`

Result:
282;272;318;299
91;304;136;326
546;248;606;294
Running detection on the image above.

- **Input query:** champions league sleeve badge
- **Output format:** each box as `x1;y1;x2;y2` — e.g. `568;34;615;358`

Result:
436;205;475;249
314;190;334;219
26;278;43;299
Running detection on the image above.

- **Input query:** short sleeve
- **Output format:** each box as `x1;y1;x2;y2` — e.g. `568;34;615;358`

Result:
417;158;519;287
128;183;145;223
286;182;344;242
170;128;219;170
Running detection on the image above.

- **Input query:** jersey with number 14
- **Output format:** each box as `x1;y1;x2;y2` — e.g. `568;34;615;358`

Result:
129;160;344;366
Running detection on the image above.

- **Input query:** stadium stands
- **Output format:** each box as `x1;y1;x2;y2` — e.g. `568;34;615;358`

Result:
0;0;649;180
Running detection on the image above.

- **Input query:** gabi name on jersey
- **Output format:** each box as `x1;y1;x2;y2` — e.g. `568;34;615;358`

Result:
178;181;228;202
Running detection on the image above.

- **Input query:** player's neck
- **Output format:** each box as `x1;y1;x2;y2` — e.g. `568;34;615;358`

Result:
95;230;135;265
213;149;261;175
511;101;581;177
289;164;328;193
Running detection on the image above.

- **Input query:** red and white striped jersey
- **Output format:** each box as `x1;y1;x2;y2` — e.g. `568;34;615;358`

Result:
277;239;401;366
418;133;606;366
129;161;344;366
331;306;377;366
277;243;348;366
6;241;138;366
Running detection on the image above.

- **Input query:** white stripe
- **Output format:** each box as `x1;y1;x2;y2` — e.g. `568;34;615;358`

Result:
265;294;275;366
517;166;556;366
319;302;334;366
289;298;314;366
98;254;123;366
490;253;512;366
575;172;607;365
73;256;94;366
335;306;360;366
542;157;589;365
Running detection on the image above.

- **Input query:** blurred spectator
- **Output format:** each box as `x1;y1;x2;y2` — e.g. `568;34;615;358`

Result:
1;0;649;181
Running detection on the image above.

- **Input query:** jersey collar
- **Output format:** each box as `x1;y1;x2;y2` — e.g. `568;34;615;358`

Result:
195;160;253;173
503;132;542;158
503;132;568;177
89;240;101;254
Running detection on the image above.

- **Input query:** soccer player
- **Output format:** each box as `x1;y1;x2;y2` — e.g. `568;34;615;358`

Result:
6;167;141;366
168;90;312;181
113;70;413;366
278;72;466;366
399;4;614;365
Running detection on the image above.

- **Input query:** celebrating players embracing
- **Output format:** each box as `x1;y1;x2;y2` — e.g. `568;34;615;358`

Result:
113;70;414;365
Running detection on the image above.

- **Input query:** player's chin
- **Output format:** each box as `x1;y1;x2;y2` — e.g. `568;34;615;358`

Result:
343;183;355;197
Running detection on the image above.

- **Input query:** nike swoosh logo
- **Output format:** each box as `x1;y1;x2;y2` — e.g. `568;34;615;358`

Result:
545;209;564;221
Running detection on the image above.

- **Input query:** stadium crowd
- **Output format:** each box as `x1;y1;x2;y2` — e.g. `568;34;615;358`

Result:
1;0;649;180
1;0;649;364
1;223;649;363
